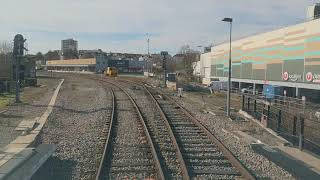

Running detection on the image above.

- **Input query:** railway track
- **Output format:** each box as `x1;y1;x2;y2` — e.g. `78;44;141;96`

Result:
117;78;256;180
95;80;165;180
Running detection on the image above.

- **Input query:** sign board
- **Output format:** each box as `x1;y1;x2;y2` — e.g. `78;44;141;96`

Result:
282;72;302;82
306;72;320;83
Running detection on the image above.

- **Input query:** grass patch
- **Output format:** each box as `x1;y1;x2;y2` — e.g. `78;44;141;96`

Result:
0;93;15;108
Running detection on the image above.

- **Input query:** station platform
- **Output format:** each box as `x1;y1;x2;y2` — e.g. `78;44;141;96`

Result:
0;79;64;179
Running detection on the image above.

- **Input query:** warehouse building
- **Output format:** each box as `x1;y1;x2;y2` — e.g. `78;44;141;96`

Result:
46;58;96;72
46;56;146;74
199;6;320;100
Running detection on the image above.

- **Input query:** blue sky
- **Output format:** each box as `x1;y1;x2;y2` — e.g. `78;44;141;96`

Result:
0;0;316;54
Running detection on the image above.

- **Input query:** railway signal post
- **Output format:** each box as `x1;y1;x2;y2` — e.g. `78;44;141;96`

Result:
13;34;27;103
161;51;168;88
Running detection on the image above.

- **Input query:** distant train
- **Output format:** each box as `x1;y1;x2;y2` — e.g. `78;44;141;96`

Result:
104;67;118;77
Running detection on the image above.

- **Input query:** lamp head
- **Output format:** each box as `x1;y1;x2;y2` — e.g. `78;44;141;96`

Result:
222;18;233;22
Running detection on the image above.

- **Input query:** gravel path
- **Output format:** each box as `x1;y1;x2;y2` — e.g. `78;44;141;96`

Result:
31;74;112;180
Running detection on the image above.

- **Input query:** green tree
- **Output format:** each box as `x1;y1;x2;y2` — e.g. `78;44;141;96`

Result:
45;50;60;60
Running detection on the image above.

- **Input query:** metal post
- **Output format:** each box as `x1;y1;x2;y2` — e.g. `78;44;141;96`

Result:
242;95;245;110
293;116;297;136
222;17;233;117
147;36;150;56
254;99;257;112
277;110;282;131
295;87;299;98
227;22;232;117
13;34;26;103
161;51;168;88
299;116;304;150
163;57;166;88
247;97;250;111
15;54;20;103
267;105;270;128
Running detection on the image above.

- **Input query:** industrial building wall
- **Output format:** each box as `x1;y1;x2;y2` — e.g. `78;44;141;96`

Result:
200;53;212;84
202;18;320;85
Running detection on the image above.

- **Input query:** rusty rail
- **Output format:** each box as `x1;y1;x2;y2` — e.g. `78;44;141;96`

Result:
96;79;165;180
95;88;115;180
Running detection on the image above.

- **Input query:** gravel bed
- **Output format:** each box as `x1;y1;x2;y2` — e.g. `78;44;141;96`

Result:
116;81;184;179
31;74;112;180
125;77;294;179
166;90;295;179
0;77;59;148
106;87;158;179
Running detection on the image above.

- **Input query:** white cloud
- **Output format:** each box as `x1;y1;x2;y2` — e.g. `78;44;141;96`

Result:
0;0;315;54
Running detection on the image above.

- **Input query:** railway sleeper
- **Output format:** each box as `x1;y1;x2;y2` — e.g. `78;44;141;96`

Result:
112;153;153;159
177;134;209;139
182;143;217;148
187;159;232;166
173;126;202;131
185;154;226;160
192;168;240;176
110;165;156;173
181;147;218;153
179;139;212;144
111;161;155;167
184;152;224;157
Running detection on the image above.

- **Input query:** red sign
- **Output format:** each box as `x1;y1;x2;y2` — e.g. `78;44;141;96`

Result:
283;72;289;81
306;72;313;82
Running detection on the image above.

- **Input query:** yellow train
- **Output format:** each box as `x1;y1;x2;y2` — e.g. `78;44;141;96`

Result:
104;67;118;77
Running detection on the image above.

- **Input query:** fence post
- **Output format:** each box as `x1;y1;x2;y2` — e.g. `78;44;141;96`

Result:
277;110;282;132
293;116;297;135
299;116;304;150
242;95;245;110
266;105;270;128
247;97;250;111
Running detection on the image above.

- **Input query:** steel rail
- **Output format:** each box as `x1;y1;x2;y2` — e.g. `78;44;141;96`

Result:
114;78;190;179
142;85;191;180
156;88;256;180
115;78;190;179
100;79;166;180
120;78;256;180
95;88;115;180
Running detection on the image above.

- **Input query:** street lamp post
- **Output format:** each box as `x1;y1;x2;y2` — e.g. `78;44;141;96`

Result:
222;17;233;118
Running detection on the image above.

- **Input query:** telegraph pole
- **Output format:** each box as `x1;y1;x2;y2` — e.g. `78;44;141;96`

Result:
13;34;26;103
147;34;150;56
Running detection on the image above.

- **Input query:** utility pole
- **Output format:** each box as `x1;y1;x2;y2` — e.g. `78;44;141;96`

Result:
161;51;168;88
13;34;27;103
147;33;150;56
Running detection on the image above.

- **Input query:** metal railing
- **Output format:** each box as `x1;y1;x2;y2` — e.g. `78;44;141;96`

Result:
241;94;320;154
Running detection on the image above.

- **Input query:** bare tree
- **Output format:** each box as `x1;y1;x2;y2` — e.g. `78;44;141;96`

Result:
0;41;13;83
0;41;13;55
176;45;200;82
